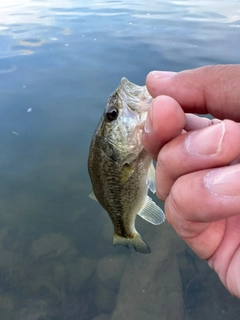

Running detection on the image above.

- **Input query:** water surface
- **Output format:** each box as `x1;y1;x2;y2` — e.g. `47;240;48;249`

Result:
0;1;240;319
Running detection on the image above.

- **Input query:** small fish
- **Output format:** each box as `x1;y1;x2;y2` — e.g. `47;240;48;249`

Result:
88;78;165;254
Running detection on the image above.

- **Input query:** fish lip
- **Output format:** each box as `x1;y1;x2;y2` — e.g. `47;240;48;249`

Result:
117;77;152;113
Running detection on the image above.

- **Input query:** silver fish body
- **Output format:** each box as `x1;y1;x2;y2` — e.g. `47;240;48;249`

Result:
88;78;165;254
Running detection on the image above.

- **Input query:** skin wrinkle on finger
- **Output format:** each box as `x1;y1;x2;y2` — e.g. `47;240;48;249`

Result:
165;189;226;260
171;169;240;223
218;236;240;285
155;150;174;200
165;191;209;238
185;220;226;260
225;246;240;297
207;215;240;296
164;167;240;265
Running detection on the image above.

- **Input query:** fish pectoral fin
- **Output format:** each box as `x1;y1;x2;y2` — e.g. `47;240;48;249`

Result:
147;161;156;193
89;192;98;202
138;196;165;225
113;233;151;254
119;163;136;185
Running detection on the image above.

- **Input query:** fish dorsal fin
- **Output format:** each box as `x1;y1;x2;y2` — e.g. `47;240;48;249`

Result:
147;161;156;193
89;192;98;202
138;196;165;225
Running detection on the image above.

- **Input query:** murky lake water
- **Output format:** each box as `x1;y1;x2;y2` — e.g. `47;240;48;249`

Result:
0;0;240;319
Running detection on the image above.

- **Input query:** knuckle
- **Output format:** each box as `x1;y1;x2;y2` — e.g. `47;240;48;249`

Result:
166;182;198;238
155;148;173;200
156;146;170;172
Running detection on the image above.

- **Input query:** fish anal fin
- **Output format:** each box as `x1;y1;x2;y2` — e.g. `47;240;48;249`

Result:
138;196;165;225
89;192;98;202
147;161;156;193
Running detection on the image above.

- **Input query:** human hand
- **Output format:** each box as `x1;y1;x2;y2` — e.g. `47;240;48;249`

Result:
142;65;240;298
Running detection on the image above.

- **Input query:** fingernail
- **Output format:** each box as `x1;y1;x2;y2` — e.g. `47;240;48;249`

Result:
185;121;225;156
205;166;240;197
144;100;154;133
151;71;176;79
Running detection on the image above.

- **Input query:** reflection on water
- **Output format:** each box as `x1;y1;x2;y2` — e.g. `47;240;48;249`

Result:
0;0;240;319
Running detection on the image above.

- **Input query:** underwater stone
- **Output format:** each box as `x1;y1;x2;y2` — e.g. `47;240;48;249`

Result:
30;233;71;259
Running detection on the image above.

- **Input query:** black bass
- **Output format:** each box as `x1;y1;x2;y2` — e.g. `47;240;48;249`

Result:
88;78;165;254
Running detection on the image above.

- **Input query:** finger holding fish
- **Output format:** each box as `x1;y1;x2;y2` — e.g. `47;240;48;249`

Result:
142;95;186;161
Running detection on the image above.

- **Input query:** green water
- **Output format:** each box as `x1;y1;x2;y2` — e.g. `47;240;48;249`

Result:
0;1;240;319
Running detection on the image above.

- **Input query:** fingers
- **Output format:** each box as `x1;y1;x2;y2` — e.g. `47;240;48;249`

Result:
146;65;240;121
166;166;240;297
144;65;240;297
184;114;221;131
155;120;240;200
167;165;240;225
142;95;186;160
208;214;240;297
165;166;240;259
154;118;240;261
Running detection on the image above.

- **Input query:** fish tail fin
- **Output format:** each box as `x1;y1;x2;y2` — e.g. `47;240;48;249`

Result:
131;233;151;254
113;233;151;254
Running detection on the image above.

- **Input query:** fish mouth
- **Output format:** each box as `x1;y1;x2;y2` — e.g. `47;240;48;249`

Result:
117;78;152;113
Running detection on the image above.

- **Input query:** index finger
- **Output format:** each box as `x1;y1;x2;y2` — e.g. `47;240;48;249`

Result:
146;65;240;121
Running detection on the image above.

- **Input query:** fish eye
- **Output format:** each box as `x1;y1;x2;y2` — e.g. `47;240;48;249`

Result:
105;106;119;122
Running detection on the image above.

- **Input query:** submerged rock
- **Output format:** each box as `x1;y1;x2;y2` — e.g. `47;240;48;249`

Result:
30;233;77;259
16;299;55;320
94;282;117;314
93;254;127;313
0;295;16;319
67;256;96;286
0;249;20;269
52;263;66;284
111;223;185;320
96;255;127;291
92;314;111;320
